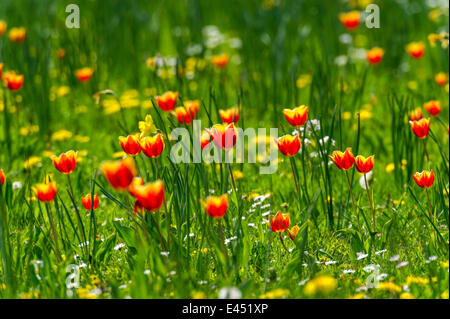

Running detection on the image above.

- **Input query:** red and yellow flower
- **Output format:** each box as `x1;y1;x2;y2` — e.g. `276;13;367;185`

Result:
339;11;360;31
406;42;425;59
208;123;238;150
329;148;355;170
409;118;430;139
410;108;423;122
8;27;26;43
184;100;201;117
366;47;385;65
205;194;228;219
355;155;375;173
51;150;78;174
274;135;301;156
75;67;94;83
201;130;211;149
0;20;6;36
140;133;165;158
33;182;57;202
287;225;300;240
129;180;165;213
172;106;194;125
412;170;435;189
219;107;239;124
119;134;141;156
211;54;229;68
81;194;99;211
435;72;448;86
4;71;24;91
268;211;290;233
282;105;308;127
0;169;5;186
424;100;441;116
155;91;178;111
100;157;138;191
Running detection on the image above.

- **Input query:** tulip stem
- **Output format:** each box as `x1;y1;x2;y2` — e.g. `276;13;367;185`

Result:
218;219;228;262
289;157;300;201
154;158;171;246
345;170;361;232
46;203;61;263
227;162;237;194
279;233;289;254
67;174;87;255
423;139;430;164
426;188;433;221
67;174;75;202
364;173;376;233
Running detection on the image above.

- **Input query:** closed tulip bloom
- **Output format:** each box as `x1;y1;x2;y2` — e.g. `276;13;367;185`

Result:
329;148;355;170
129;180;165;213
33;182;57;202
0;169;5;186
155;91;178;111
4;71;24;91
424;100;441;116
412;170;435;189
219;107;239;124
410;107;423;121
81;194;99;211
287;225;300;240
355;155;375;173
435;72;448;86
51;150;77;174
275;135;301;157
200;130;211;149
119;134;141;156
205;194;228;218
409;118;430;139
366;47;385;65
208;123;238;150
406;42;425;59
100;157;138;191
172;106;193;125
211;54;229;68
8;27;26;43
140;133;165;158
184;100;200;117
75;67;94;83
0;20;6;36
268;211;290;233
282;105;308;127
339;11;360;31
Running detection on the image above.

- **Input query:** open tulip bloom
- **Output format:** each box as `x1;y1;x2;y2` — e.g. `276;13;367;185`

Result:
413;170;435;221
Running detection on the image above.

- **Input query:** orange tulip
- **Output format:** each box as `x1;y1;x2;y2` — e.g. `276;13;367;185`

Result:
51;150;77;174
129;180;165;213
205;194;228;218
33;182;57;202
412;170;435;189
0;169;5;186
8;27;26;43
410;107;423;121
355;155;375;173
0;63;3;80
409;118;430;139
435;72;448;86
0;20;6;36
219;107;239;124
81;194;99;211
339;11;360;31
329;148;355;170
424;100;441;116
406;42;425;59
100;157;138;191
268;211;290;233
140;133;165;158
208;123;238;150
366;47;385;65
155;91;178;111
75;67;94;83
184;100;201;117
211;54;229;68
200;130;211;149
274;135;301;157
119;134;141;156
172;106;194;125
4;71;24;91
282;105;308;127
287;225;300;240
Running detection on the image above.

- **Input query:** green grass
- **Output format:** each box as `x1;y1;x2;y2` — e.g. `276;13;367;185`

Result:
0;0;448;299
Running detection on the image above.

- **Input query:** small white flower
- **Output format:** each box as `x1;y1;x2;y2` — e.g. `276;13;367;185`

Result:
218;287;242;299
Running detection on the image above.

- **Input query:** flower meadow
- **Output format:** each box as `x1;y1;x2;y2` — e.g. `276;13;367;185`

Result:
0;0;449;300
